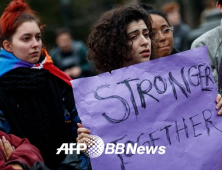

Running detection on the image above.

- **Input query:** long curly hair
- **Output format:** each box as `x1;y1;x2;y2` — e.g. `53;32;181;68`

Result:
87;5;152;73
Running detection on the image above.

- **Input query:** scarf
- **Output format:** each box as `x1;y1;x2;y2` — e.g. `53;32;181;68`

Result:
0;49;74;169
0;48;72;85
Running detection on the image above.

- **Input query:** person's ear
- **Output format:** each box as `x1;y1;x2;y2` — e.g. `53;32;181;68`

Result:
3;40;12;52
216;2;222;13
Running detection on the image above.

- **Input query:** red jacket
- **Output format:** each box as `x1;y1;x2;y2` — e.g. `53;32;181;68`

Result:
0;131;46;170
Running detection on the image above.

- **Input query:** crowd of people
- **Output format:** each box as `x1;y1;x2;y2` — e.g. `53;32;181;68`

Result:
0;0;222;169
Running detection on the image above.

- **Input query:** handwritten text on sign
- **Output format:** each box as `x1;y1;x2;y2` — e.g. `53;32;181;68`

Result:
72;46;222;170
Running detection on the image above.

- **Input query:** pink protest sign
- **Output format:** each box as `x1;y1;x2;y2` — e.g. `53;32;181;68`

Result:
71;46;222;170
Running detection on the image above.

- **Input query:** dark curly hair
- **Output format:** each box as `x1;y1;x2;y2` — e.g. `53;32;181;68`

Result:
87;5;152;73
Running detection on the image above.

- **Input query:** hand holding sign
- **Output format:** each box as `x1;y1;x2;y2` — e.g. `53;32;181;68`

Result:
77;123;92;150
216;94;222;115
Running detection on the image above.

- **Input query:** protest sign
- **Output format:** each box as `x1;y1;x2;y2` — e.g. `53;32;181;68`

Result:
71;46;222;170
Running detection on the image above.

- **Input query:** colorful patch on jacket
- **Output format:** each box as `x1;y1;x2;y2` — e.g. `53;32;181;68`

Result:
64;109;71;123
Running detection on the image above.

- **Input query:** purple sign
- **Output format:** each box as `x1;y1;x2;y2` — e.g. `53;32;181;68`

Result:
71;46;222;170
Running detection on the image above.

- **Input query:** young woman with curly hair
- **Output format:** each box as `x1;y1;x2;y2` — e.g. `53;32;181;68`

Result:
87;5;152;73
77;4;153;160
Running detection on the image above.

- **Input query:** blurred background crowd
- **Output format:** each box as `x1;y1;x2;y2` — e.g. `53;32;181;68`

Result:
0;0;220;78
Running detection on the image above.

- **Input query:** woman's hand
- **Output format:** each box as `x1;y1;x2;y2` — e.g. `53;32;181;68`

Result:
0;136;14;160
216;94;222;115
76;123;93;150
0;136;23;169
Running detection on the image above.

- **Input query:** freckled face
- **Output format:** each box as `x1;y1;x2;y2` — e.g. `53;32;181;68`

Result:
5;21;42;64
123;20;151;67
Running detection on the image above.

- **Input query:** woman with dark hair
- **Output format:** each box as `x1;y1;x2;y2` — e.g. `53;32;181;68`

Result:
87;5;152;73
140;4;179;59
0;0;86;169
78;4;152;143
